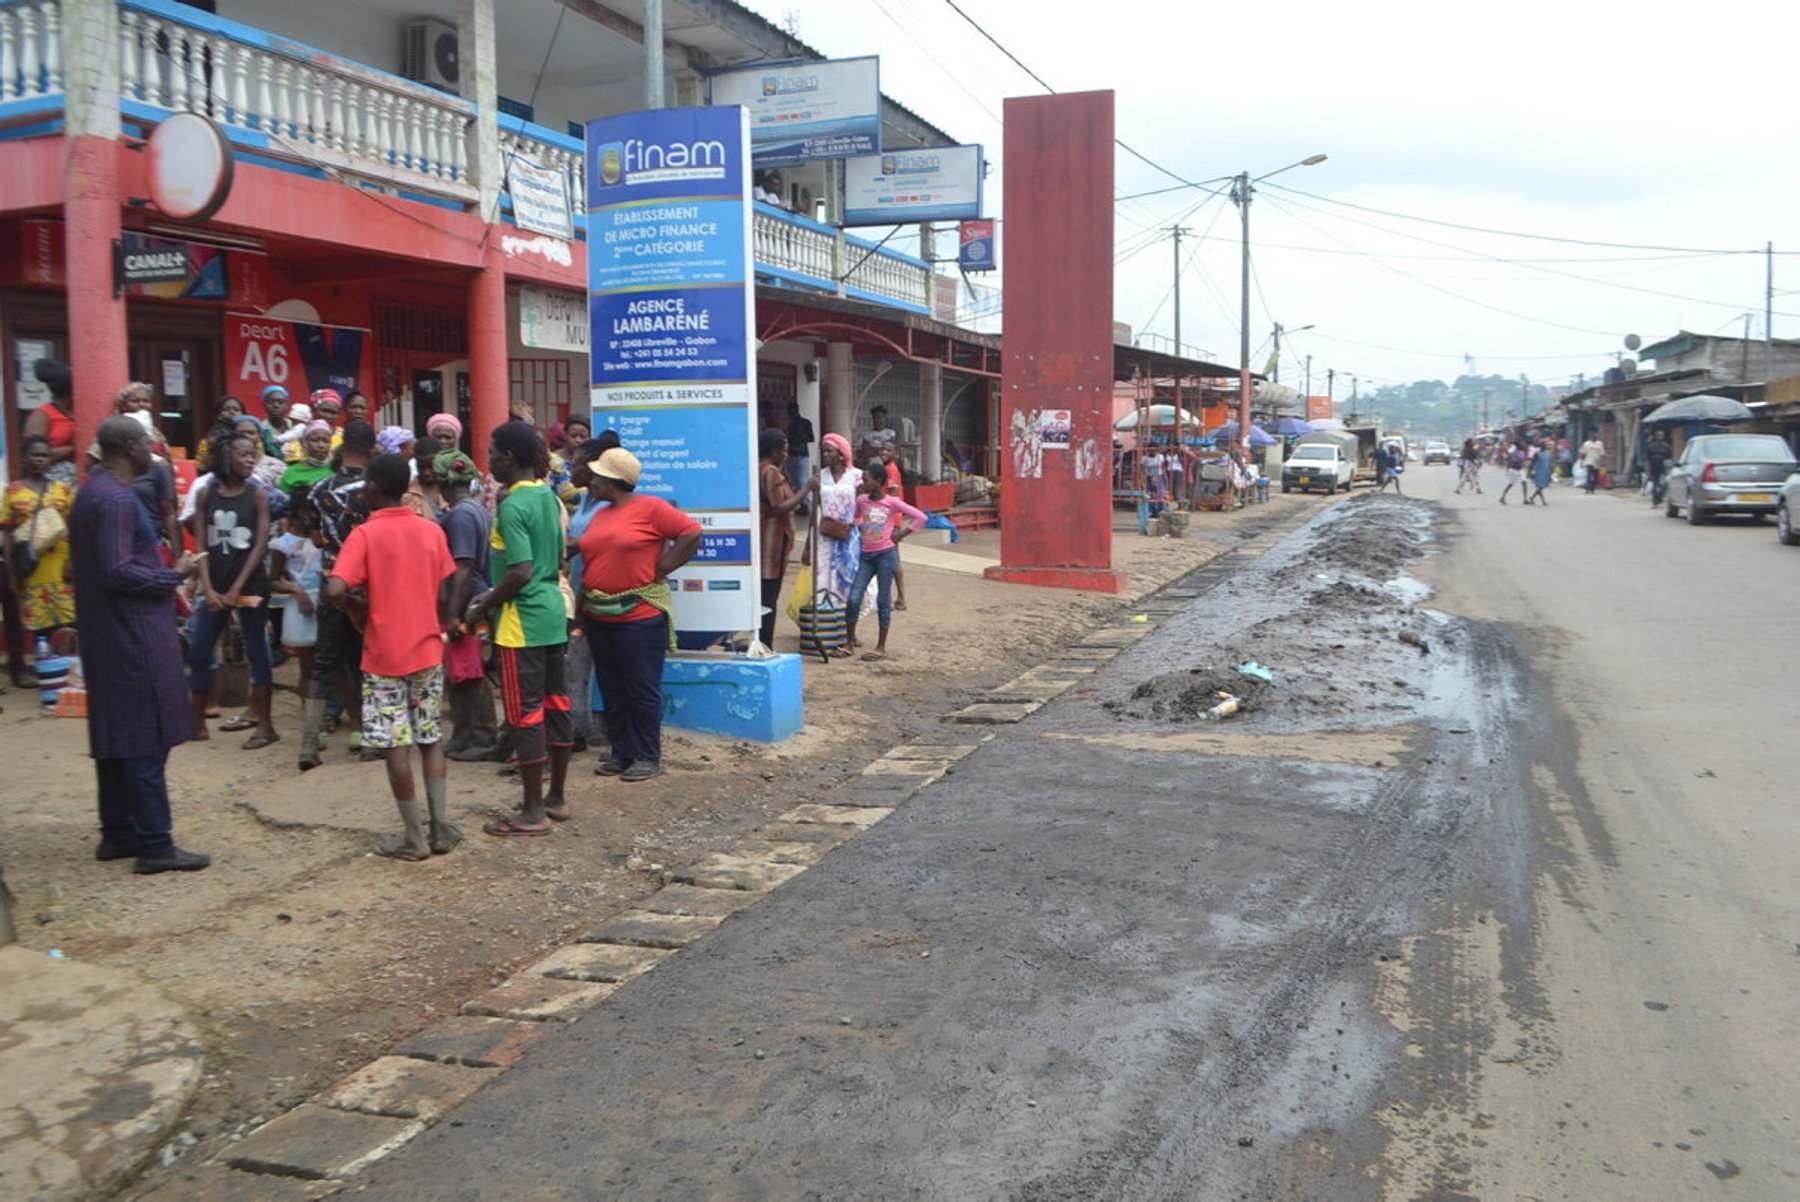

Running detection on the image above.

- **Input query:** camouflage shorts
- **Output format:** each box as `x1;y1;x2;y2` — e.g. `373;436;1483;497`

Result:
360;664;445;749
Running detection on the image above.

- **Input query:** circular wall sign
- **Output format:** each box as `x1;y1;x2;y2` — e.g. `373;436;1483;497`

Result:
145;112;234;222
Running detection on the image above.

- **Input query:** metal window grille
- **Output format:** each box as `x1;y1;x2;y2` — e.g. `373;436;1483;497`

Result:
509;358;573;428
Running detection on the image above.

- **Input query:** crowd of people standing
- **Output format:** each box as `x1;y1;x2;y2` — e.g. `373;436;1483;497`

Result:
7;369;925;873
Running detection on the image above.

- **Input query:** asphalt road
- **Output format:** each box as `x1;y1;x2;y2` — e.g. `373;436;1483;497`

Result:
355;466;1797;1200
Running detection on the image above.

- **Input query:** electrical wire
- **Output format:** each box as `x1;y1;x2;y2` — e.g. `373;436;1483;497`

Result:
1268;189;1800;319
1264;183;1797;256
1256;194;1621;337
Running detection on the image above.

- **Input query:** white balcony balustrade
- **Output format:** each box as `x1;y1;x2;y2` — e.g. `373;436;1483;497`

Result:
0;0;62;103
116;0;474;201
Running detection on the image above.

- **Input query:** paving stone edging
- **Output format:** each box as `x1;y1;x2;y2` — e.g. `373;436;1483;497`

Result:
156;504;1323;1196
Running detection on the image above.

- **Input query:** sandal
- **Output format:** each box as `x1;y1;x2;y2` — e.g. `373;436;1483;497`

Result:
826;646;854;659
241;732;281;750
860;650;887;662
219;715;257;732
482;816;552;837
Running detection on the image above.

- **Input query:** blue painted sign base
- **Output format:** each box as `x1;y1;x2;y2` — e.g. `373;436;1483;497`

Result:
592;653;804;744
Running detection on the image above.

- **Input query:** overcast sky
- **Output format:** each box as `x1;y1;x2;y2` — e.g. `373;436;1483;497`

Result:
743;0;1800;397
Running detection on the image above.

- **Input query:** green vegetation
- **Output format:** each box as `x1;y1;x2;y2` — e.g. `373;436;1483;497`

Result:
1335;374;1556;441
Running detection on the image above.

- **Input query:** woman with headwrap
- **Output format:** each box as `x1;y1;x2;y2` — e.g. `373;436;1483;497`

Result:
376;425;416;462
280;421;336;498
809;433;874;646
426;412;463;453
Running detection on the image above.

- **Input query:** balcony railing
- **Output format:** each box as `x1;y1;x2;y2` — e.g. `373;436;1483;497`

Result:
754;204;931;315
0;0;996;323
118;0;474;200
499;114;583;232
0;0;61;105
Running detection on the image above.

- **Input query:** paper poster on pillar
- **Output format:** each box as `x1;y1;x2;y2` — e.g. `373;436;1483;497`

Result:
586;105;759;634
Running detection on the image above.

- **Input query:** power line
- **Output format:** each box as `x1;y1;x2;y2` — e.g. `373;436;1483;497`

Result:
1264;183;1797;256
1257;194;1621;337
1269;189;1800;320
936;0;1213;193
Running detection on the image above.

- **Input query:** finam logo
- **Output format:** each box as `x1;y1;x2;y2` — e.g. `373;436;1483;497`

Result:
596;138;728;185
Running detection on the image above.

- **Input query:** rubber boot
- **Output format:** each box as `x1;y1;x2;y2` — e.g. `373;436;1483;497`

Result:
426;776;461;854
375;798;430;861
297;697;326;771
247;683;279;748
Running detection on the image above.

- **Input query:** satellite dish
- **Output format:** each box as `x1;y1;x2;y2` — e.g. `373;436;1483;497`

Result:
1624;333;1641;351
1620;358;1638;377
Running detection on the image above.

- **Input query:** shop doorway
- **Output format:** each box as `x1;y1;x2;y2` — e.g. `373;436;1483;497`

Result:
129;335;217;457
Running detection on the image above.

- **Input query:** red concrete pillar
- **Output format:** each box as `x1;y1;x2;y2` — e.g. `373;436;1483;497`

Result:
65;136;129;471
467;240;510;469
985;92;1124;593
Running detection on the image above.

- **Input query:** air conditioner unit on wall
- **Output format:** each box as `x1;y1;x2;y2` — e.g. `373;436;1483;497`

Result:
402;18;460;91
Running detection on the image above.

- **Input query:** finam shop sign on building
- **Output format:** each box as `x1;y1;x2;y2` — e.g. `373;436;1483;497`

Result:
585;106;759;634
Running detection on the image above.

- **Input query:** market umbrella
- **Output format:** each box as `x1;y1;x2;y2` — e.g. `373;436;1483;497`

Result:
1113;404;1202;431
1207;420;1278;447
1641;394;1755;425
1265;416;1314;436
1307;417;1347;430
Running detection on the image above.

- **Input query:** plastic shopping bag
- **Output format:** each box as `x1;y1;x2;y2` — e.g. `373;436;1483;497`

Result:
786;563;815;624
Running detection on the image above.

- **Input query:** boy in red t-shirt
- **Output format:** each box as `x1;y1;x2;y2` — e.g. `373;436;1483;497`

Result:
326;453;458;860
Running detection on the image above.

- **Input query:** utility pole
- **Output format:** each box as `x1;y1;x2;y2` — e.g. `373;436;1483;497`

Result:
1303;354;1312;401
643;0;664;108
1326;367;1335;403
1170;225;1191;357
1765;240;1775;385
1482;388;1491;432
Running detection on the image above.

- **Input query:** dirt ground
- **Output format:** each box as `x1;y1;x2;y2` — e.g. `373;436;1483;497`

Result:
0;489;1327;1189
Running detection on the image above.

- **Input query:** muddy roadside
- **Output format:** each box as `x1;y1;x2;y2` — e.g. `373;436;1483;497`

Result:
0;491;1329;1194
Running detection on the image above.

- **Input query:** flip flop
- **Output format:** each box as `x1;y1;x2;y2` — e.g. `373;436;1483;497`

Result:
241;732;281;750
219;716;257;732
826;645;854;659
860;650;887;662
483;816;552;837
543;804;572;822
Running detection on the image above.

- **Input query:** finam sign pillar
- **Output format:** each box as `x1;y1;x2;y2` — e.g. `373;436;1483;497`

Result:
984;91;1125;593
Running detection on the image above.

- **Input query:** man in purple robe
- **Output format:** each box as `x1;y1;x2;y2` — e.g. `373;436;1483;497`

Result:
70;416;211;873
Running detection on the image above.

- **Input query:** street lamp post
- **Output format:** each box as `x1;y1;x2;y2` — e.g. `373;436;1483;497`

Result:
1234;155;1326;451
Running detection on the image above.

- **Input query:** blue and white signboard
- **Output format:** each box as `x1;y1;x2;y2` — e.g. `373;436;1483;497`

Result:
708;56;880;165
587;105;759;633
842;145;983;227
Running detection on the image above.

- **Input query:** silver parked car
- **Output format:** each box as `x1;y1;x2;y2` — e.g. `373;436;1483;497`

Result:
1663;434;1797;525
1778;470;1800;545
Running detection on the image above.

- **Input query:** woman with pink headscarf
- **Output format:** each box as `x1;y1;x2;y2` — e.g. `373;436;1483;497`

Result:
807;433;873;642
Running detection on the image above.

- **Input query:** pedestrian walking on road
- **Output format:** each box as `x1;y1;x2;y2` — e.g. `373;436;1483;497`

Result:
845;459;927;663
1498;442;1528;504
326;453;460;860
1375;442;1404;493
471;422;575;834
574;447;703;783
1454;437;1483;494
72;416;210;874
1644;431;1672;506
1526;438;1555;505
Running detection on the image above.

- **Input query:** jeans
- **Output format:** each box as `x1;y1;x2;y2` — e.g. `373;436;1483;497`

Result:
848;546;900;630
188;603;271;696
583;614;668;764
95;753;176;856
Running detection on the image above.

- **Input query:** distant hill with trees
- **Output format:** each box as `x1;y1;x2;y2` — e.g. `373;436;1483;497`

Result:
1336;374;1557;440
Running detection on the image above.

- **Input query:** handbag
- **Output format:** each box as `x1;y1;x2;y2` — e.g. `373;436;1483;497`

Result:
817;515;852;541
7;539;38;583
444;630;484;684
26;500;65;555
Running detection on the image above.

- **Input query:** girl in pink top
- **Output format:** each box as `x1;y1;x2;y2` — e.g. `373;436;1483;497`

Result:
847;458;927;661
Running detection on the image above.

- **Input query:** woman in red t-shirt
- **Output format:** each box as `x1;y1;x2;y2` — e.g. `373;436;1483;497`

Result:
575;448;703;782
